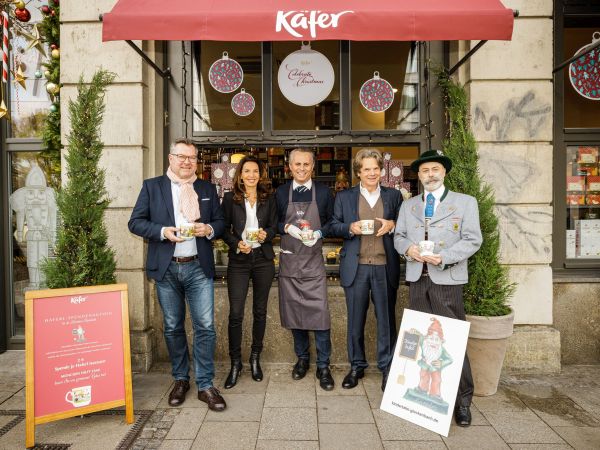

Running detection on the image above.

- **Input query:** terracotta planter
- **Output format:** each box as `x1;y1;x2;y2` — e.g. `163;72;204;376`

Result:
465;309;514;396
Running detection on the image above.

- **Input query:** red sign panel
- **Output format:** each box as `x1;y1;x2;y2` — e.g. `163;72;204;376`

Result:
32;290;125;417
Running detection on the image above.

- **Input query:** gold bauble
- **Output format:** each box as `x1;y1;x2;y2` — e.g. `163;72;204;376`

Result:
46;82;59;95
51;48;60;59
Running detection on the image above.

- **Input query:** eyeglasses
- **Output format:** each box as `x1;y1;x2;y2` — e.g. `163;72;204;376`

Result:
171;153;198;163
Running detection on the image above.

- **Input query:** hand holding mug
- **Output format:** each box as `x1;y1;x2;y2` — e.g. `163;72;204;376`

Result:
257;228;267;243
164;226;184;243
238;240;252;254
422;254;442;266
194;222;210;237
375;217;395;236
350;221;363;235
406;244;424;262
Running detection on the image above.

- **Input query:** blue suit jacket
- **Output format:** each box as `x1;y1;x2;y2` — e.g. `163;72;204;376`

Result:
330;186;402;289
128;175;224;281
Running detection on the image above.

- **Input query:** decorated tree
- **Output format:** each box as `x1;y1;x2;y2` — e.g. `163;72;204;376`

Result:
42;70;117;288
437;70;514;317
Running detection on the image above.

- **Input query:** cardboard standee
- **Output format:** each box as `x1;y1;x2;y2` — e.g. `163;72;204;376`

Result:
25;284;134;448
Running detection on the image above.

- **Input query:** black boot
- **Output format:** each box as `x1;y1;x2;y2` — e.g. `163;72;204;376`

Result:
249;352;263;382
224;359;242;389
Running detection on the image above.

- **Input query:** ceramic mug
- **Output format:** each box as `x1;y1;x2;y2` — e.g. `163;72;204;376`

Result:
65;385;92;407
246;227;260;244
300;229;314;241
360;220;375;235
418;240;435;256
178;222;195;240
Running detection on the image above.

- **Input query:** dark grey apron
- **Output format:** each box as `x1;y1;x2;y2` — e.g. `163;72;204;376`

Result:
278;184;330;330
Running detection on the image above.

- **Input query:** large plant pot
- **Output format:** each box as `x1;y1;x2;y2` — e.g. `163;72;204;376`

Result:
466;309;515;396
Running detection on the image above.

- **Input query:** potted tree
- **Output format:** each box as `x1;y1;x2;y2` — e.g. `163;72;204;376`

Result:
437;70;515;396
42;70;117;288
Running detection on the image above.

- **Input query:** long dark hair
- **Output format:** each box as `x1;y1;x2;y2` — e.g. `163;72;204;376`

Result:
232;155;271;203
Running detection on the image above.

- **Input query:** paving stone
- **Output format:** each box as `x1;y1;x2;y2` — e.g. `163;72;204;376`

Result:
255;440;320;450
146;439;163;449
269;370;316;386
509;445;573;449
443;425;509;449
264;381;316;408
192;421;259;449
319;423;383;450
363;377;384;409
464;404;490;426
521;395;599;427
317;395;374;423
558;387;600;422
213;372;270;394
483;410;566;444
159;440;194;450
205;393;264;422
0;388;24;410
372;409;442;441
258;407;318;440
473;389;529;413
553;426;600;449
383;442;448;450
133;373;176;410
165;408;206;440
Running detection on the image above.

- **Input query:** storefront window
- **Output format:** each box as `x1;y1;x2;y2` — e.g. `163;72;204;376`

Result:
563;28;598;128
9;0;51;138
351;41;419;131
566;145;600;259
8;152;57;337
272;41;340;130
192;41;262;132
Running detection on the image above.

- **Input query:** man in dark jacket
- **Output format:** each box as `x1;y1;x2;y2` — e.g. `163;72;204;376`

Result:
128;138;226;411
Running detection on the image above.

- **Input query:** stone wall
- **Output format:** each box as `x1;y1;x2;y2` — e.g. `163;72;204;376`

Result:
61;0;163;371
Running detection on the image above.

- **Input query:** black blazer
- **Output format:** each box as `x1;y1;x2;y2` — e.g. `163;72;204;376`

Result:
330;185;402;289
128;175;225;281
221;191;278;261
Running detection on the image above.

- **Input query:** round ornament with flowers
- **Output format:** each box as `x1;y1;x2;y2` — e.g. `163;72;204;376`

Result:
360;71;395;113
569;32;600;101
209;51;244;93
231;88;255;116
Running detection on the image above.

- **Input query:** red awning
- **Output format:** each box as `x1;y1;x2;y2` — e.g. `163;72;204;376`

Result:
102;0;514;42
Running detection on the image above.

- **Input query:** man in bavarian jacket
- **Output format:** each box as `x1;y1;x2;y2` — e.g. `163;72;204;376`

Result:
394;149;482;427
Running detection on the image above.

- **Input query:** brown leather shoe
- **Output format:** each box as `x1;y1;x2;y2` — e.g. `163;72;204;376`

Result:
198;386;227;411
168;380;190;406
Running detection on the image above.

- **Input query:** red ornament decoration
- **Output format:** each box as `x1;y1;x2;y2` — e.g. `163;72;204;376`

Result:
208;52;243;93
50;44;57;50
359;71;395;113
41;5;51;15
569;32;600;101
53;0;60;6
231;88;255;116
15;8;31;23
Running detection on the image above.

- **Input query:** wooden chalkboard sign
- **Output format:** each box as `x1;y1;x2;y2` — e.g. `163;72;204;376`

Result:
25;284;134;448
398;331;420;360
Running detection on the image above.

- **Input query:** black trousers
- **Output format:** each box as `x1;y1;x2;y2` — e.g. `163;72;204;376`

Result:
408;275;474;408
226;248;275;360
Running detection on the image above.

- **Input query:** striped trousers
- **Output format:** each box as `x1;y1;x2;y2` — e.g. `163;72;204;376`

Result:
409;275;474;407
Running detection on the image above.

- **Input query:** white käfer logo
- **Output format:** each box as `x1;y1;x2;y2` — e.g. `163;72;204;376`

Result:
276;10;354;39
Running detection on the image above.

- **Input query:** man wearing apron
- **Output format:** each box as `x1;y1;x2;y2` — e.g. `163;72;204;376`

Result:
276;148;335;391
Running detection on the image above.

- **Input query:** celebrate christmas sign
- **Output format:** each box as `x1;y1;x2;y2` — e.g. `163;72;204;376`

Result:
277;42;335;106
381;309;470;437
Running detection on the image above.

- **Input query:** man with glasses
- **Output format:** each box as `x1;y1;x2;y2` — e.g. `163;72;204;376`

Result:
129;138;226;411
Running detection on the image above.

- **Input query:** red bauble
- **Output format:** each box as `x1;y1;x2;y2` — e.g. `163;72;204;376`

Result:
53;0;60;5
50;9;55;16
50;44;57;50
15;8;31;22
41;5;51;15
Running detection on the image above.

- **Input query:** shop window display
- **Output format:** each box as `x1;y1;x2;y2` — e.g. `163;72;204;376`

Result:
192;41;262;131
566;146;600;259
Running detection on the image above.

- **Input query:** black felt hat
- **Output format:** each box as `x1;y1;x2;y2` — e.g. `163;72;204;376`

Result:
410;149;452;173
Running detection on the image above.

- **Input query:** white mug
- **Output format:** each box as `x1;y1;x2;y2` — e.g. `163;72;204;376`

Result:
246;227;260;243
360;220;375;235
419;240;435;256
300;229;314;241
178;222;195;240
65;385;92;407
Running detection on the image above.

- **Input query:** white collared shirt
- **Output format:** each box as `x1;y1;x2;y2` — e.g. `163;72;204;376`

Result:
243;198;260;249
171;181;198;257
423;184;446;216
292;179;313;191
359;182;381;208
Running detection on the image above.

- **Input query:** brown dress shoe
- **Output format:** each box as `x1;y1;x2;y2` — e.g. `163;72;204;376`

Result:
168;380;190;406
198;386;227;411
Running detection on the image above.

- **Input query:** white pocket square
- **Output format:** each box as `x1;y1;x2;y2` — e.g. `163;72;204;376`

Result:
201;198;210;201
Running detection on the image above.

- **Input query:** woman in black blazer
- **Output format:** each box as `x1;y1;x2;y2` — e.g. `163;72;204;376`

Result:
221;155;277;388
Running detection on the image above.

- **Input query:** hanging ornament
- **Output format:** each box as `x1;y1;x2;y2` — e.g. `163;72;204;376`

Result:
34;69;42;78
41;5;51;15
51;48;60;59
44;69;50;78
15;1;26;8
208;52;243;93
14;8;31;22
231;88;255;116
0;99;8;119
277;42;334;107
569;32;600;101
46;82;59;95
12;64;26;89
53;0;60;5
360;71;395;113
23;24;46;57
49;103;58;113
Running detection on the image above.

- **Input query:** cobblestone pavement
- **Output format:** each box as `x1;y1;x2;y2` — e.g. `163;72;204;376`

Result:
0;351;599;449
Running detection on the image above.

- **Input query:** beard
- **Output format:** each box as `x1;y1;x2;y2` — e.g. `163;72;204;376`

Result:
422;337;443;365
423;176;444;192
